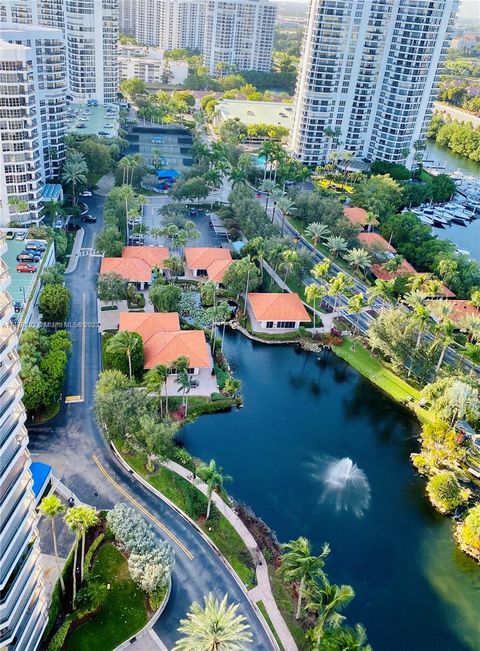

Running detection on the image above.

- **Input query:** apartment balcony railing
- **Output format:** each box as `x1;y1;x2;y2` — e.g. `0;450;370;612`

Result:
0;513;35;588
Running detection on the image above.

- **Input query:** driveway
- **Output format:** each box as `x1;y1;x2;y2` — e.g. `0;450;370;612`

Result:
27;188;274;650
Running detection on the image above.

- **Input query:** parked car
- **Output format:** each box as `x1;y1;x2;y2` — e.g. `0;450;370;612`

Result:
128;217;141;226
25;241;46;252
98;130;108;136
15;231;26;240
10;315;18;326
81;214;97;223
188;208;198;216
54;219;64;229
13;301;22;313
16;263;36;273
80;190;92;197
17;252;40;263
5;231;14;240
77;124;86;129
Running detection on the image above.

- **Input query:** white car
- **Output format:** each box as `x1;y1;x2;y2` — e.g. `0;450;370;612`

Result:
15;231;26;240
80;190;92;197
54;219;64;230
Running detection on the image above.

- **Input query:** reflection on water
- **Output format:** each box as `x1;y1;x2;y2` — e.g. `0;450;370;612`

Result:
308;455;371;517
422;523;480;650
181;333;480;651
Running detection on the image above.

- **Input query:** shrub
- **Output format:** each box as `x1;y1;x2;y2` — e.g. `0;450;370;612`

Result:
128;544;175;593
48;614;74;651
84;533;105;572
457;505;480;554
149;584;168;611
426;472;470;514
210;392;225;401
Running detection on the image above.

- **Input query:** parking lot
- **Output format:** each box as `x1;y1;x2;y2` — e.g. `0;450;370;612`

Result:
139;197;227;248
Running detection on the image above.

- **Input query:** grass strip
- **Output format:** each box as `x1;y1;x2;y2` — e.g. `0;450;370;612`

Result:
256;600;285;651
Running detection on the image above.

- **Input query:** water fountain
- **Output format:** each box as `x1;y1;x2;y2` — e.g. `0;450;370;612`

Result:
311;456;371;517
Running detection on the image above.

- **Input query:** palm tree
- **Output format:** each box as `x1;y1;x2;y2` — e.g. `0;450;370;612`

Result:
39;495;66;593
175;369;199;416
228;167;248;188
305;284;324;329
344;248;371;275
259;178;277;216
216;301;232;350
364;212;379;233
321;623;372;651
150;226;164;244
306;222;330;248
270;186;285;223
61;153;88;205
328;272;354;313
174;593;252;651
199;459;231;521
277;196;294;236
106;330;141;380
384;255;403;274
367;278;395;315
306;579;356;647
325;236;348;259
311;259;331;282
64;505;98;602
347;294;366;338
258;141;276;179
461;314;480;343
280;249;299;287
204;168;222;191
280;537;330;620
184;220;201;245
144;364;169;416
429;301;454;374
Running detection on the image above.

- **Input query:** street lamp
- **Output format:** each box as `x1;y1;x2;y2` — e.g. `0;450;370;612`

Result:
19;286;26;303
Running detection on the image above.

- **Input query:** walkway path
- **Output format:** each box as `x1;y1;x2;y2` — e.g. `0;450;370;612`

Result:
162;460;297;651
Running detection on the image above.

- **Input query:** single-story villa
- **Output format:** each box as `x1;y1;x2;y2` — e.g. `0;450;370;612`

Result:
427;299;479;326
357;232;396;253
100;246;169;289
247;292;311;333
118;312;217;394
344;206;368;229
184;247;233;284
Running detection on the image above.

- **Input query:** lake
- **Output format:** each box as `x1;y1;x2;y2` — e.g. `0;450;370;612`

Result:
426;140;480;261
180;332;480;651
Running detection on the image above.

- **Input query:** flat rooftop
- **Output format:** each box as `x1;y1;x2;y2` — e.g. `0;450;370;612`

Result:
66;103;119;139
215;100;294;129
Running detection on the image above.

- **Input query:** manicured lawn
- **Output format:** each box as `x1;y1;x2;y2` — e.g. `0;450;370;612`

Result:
333;338;434;423
125;455;256;588
256;600;285;651
66;544;148;651
268;566;308;651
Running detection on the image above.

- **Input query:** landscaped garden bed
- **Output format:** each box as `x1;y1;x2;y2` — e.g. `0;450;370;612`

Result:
43;508;173;651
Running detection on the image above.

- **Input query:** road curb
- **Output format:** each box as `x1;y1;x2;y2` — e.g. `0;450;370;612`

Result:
110;443;283;651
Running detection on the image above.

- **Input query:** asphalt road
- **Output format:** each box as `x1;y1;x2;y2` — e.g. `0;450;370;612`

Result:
27;192;274;650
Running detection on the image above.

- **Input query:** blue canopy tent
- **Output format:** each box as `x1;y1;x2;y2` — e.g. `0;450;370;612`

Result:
156;169;181;181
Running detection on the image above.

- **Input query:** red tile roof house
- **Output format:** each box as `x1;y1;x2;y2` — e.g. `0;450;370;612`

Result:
426;300;480;327
357;232;397;254
184;247;233;285
343;206;369;230
247;292;311;333
119;312;218;395
100;246;170;290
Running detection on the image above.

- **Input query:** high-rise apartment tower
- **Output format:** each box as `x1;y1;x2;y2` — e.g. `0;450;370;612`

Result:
291;0;459;167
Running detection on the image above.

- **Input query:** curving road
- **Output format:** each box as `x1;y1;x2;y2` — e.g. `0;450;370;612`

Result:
27;192;274;650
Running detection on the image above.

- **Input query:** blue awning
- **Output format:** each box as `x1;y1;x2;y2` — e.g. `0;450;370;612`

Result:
30;461;52;499
156;169;181;180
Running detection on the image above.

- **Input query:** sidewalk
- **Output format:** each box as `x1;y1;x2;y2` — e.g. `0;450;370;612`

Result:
163;459;297;651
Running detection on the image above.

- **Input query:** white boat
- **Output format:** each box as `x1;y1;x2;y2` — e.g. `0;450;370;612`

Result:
418;214;434;226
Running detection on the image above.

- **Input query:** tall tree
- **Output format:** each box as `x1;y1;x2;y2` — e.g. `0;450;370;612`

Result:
106;330;143;379
199;459;231;521
143;364;170;416
39;495;66;593
306;579;356;648
174;593;252;651
305;283;324;329
280;537;330;620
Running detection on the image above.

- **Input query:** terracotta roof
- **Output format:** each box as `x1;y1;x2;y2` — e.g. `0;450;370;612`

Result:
119;311;210;368
144;330;211;369
438;284;456;299
121;246;169;267
119;312;180;339
358;232;396;253
184;247;233;282
427;300;480;325
344;206;368;225
371;259;417;281
100;246;169;283
248;293;311;322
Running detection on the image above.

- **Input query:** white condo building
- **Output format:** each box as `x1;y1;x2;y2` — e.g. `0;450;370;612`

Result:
122;0;276;75
0;25;66;225
0;233;48;649
291;0;459;167
118;44;188;85
1;0;118;104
